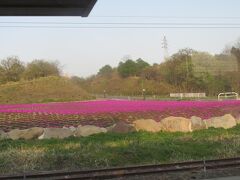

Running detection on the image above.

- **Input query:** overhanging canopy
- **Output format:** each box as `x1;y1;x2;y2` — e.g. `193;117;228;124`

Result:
0;0;97;16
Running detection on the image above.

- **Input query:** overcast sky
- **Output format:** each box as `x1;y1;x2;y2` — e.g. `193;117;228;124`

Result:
0;0;240;77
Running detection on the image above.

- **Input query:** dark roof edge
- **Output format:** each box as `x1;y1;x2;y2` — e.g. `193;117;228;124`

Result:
82;0;97;17
0;0;98;16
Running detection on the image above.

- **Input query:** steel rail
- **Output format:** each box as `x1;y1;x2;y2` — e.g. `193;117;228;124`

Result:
1;157;240;179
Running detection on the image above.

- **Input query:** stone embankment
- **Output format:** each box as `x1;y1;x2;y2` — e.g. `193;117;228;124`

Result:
0;114;239;140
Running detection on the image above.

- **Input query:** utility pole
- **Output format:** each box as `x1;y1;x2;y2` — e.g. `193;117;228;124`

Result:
186;55;189;90
103;90;106;98
162;35;169;61
141;80;146;100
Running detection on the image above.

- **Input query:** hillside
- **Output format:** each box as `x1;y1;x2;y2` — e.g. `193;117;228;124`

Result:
0;76;93;104
82;72;176;96
78;51;239;97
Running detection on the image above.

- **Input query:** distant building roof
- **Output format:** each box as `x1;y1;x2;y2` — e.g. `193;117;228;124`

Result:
0;0;97;16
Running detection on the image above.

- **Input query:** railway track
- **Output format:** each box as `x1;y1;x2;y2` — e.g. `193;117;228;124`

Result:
1;157;240;180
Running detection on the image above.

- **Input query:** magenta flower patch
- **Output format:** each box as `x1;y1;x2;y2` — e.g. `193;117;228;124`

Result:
0;100;239;132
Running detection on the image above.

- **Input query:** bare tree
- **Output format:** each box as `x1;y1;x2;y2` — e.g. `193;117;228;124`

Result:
23;60;61;80
0;56;25;83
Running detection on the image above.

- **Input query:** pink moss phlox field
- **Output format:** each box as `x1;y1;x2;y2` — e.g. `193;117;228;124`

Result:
0;100;240;119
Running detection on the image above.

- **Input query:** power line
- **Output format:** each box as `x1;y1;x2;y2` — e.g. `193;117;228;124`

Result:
0;22;240;26
0;26;239;29
90;16;240;19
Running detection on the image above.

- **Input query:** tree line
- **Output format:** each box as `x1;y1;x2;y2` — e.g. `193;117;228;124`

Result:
1;39;239;98
0;57;61;84
73;40;240;97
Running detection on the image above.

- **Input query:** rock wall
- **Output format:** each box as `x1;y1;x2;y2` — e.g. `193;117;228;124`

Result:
0;114;238;140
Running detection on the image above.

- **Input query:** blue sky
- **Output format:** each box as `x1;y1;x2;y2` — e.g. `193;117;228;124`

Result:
0;0;240;77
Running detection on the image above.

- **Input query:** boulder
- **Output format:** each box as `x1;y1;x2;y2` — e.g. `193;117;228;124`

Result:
133;119;161;132
204;114;237;129
63;126;76;132
160;117;192;133
0;130;9;140
75;125;107;137
39;128;74;139
191;116;207;131
106;124;116;132
7;129;21;140
237;119;240;124
236;115;240;124
69;126;77;132
8;127;44;140
109;121;135;133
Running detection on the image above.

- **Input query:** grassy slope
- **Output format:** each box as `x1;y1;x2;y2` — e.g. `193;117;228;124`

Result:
1;126;240;174
84;73;175;96
0;76;93;104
